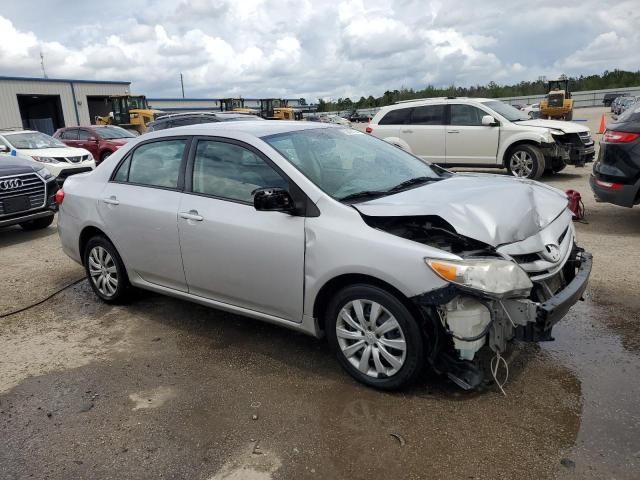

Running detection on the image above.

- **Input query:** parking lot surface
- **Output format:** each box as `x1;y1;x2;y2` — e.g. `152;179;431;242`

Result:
1;107;639;479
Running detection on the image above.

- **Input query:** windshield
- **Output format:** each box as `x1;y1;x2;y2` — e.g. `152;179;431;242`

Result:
263;127;444;200
96;126;136;139
483;100;529;121
4;132;66;149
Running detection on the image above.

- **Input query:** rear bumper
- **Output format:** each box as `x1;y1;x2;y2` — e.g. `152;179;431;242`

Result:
589;174;640;208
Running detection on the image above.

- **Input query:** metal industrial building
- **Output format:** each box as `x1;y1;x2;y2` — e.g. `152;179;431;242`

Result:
0;76;131;135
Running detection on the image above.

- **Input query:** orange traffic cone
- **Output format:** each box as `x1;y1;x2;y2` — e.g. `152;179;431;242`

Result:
597;113;606;134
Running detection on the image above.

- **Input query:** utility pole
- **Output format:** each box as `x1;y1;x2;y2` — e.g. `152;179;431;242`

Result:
180;73;185;98
40;51;48;79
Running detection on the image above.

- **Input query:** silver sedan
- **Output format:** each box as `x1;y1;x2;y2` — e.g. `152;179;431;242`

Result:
57;121;591;390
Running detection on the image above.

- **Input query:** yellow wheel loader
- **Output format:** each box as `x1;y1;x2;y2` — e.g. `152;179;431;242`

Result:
95;95;160;134
539;79;574;120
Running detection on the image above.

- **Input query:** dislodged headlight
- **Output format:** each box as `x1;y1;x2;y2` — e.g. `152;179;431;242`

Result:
35;167;54;180
32;156;60;164
425;258;533;298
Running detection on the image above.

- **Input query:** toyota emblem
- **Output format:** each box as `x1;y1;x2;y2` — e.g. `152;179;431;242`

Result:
542;244;561;263
0;178;23;191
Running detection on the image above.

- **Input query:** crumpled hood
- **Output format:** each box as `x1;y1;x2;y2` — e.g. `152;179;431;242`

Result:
353;174;569;247
516;119;589;134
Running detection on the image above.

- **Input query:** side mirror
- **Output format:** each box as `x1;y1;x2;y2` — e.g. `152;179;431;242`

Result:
253;187;295;213
482;115;498;126
0;145;8;153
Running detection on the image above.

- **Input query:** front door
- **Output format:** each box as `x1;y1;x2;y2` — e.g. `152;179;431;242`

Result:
445;104;500;165
178;138;305;321
98;137;189;291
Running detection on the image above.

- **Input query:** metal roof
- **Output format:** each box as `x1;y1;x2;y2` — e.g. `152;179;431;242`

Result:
0;75;130;85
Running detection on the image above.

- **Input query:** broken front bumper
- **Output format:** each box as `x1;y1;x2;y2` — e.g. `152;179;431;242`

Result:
513;249;592;341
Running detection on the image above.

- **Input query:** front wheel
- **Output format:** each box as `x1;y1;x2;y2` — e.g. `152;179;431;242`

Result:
100;151;112;163
83;236;130;304
325;284;426;390
506;145;545;179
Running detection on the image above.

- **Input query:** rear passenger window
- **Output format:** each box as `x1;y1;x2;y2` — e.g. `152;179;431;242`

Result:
191;140;288;203
410;105;445;125
124;139;186;188
450;104;485;126
61;129;78;140
378;108;411;125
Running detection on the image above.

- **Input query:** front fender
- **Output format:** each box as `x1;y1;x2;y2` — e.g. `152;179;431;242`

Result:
498;133;548;166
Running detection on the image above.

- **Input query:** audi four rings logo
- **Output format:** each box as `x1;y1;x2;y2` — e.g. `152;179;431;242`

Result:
0;179;23;191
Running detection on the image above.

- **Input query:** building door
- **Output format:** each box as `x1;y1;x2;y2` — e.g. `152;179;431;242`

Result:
17;94;64;135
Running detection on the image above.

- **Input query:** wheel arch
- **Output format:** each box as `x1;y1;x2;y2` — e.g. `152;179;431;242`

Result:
501;139;542;167
78;225;111;265
312;273;423;334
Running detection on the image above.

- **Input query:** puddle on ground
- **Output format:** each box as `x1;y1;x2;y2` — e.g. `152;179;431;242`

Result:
542;300;640;479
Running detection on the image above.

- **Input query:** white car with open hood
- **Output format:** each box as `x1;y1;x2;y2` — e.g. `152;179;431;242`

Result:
367;97;595;179
57;121;592;391
0;129;95;184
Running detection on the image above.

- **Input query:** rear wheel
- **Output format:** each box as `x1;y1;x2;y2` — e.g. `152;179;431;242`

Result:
506;145;545;179
20;215;54;231
83;236;130;304
325;284;426;390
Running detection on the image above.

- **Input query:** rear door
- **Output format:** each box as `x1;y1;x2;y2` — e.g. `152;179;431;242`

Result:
60;128;79;147
445;103;499;165
76;129;99;158
404;104;446;164
98;137;190;291
177;137;305;321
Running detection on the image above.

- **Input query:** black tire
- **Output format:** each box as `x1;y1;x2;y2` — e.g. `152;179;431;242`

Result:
505;144;545;180
100;151;112;163
552;160;567;173
20;214;54;231
83;235;130;304
566;110;573;121
325;284;426;390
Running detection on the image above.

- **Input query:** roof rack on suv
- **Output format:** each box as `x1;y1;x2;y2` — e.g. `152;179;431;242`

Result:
394;97;449;104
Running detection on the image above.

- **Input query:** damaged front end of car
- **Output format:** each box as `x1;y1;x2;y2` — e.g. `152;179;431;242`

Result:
363;211;592;390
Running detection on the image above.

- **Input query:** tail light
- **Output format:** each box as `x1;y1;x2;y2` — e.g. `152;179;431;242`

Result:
55;189;64;205
594;179;623;190
365;126;373;134
603;130;640;143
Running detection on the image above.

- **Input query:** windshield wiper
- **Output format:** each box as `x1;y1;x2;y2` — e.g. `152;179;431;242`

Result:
338;190;388;202
385;176;441;193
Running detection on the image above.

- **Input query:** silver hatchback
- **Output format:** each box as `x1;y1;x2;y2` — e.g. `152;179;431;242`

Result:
58;121;591;390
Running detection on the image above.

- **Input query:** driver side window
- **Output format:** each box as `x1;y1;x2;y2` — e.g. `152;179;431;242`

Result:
191;140;288;203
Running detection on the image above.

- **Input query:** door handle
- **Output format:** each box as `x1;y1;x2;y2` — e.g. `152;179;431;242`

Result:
401;129;413;133
447;130;460;134
102;196;119;205
179;210;203;221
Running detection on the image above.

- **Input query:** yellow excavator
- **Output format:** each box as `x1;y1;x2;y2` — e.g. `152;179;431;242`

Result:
539;79;574;120
95;95;160;134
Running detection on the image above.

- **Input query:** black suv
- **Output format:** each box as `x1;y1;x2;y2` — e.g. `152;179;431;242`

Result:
146;112;263;132
0;154;58;230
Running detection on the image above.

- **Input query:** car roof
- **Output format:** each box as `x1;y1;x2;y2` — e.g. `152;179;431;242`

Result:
381;97;496;110
0;129;36;135
147;120;336;139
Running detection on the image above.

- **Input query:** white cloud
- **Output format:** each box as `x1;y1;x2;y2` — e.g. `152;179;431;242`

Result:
0;0;637;102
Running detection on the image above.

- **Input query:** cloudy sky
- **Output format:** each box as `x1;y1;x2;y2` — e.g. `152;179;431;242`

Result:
0;0;638;101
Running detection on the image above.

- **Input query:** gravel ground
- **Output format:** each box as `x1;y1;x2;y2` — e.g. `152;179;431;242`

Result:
1;107;639;479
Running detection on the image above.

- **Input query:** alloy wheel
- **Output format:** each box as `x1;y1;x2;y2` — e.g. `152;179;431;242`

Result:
88;246;118;297
509;150;534;177
336;299;407;378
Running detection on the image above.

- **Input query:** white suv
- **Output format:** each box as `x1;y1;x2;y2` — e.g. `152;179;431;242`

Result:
367;98;594;179
0;129;95;184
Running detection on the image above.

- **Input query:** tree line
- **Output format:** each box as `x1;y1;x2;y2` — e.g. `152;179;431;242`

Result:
316;69;640;112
